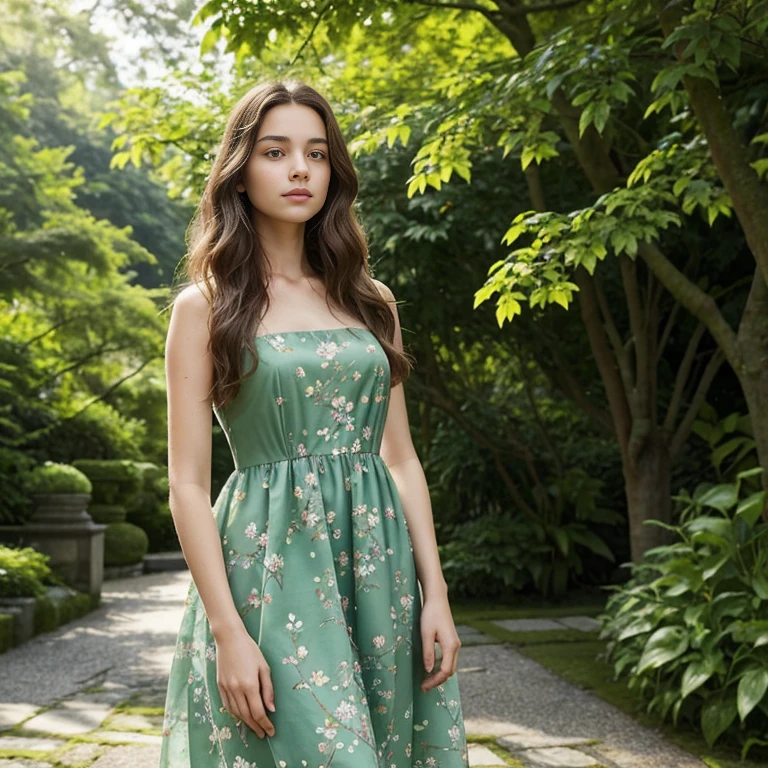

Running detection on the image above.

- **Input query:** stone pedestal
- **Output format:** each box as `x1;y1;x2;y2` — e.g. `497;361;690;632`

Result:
0;515;106;596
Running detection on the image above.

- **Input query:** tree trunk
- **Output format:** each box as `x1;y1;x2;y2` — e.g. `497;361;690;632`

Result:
623;428;676;562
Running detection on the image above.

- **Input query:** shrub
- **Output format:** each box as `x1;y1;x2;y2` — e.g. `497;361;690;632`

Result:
72;459;142;505
22;462;92;495
441;468;619;598
103;522;149;566
597;467;768;758
0;545;55;598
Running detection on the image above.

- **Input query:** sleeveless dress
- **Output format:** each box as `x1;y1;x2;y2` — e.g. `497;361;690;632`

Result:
159;326;470;768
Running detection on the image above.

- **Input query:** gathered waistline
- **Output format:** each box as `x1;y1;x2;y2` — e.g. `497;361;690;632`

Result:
235;450;382;472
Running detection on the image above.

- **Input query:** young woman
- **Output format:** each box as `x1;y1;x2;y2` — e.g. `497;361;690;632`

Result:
160;79;469;768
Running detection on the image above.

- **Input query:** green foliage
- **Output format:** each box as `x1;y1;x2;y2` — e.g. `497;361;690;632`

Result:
72;459;144;506
442;467;620;599
124;463;179;553
692;402;757;483
598;467;768;756
0;545;55;598
22;461;92;495
103;522;149;566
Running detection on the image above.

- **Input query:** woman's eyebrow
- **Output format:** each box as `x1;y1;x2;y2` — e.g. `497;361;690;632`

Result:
255;135;328;146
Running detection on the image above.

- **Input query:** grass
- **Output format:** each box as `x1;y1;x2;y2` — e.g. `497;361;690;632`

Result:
453;598;768;768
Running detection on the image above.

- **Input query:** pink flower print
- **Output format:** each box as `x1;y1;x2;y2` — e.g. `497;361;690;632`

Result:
297;645;309;660
247;590;261;608
286;612;303;631
406;743;412;757
384;506;395;519
234;490;246;501
275;396;284;406
326;509;336;523
265;553;284;573
353;370;362;380
259;532;268;547
400;593;413;609
304;471;317;485
360;394;369;403
302;509;321;527
296;366;306;378
310;669;330;686
372;634;386;648
449;724;461;741
317;340;340;360
304;385;315;396
334;700;357;722
317;427;331;442
332;527;342;539
244;522;258;539
338;550;348;566
363;425;372;439
297;442;307;457
262;592;273;604
317;720;338;739
294;486;304;498
366;344;376;353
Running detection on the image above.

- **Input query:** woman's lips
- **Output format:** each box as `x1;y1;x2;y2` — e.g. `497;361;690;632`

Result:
283;194;311;202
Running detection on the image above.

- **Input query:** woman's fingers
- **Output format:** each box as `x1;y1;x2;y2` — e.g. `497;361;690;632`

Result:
233;689;266;738
260;664;276;713
245;688;275;738
422;637;461;692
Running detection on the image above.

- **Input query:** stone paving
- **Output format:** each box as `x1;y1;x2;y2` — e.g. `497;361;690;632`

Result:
0;571;709;767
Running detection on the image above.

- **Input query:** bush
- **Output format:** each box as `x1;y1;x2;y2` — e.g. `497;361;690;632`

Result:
440;468;620;598
72;459;143;505
22;461;92;495
597;467;768;758
103;522;149;566
124;463;179;552
0;545;55;598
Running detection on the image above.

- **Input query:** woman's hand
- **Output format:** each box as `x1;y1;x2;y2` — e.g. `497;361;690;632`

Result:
214;626;276;738
419;593;462;692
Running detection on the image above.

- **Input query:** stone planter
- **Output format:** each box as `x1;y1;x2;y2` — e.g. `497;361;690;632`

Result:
29;493;94;525
0;596;36;647
0;491;106;596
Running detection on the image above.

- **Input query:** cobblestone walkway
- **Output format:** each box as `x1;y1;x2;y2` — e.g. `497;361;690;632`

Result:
0;571;707;767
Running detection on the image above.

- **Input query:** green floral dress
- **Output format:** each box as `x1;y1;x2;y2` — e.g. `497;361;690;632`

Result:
160;326;470;768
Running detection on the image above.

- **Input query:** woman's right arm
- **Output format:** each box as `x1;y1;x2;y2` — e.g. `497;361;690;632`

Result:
165;284;276;738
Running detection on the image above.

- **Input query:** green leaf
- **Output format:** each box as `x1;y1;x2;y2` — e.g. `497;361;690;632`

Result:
701;693;738;746
738;668;768;722
637;626;689;673
696;484;738;512
736;491;766;529
681;656;717;699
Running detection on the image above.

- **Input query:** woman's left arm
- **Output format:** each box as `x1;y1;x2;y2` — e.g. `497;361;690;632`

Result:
373;279;462;693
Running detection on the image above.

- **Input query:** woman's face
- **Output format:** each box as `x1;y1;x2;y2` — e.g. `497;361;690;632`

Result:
237;102;331;226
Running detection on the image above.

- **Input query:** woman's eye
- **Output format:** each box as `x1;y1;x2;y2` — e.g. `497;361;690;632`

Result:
265;149;325;159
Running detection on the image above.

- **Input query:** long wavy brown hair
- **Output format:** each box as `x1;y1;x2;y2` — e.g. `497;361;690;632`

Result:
172;79;414;411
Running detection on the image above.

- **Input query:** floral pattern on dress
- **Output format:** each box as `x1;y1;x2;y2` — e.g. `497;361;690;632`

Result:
160;328;469;767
